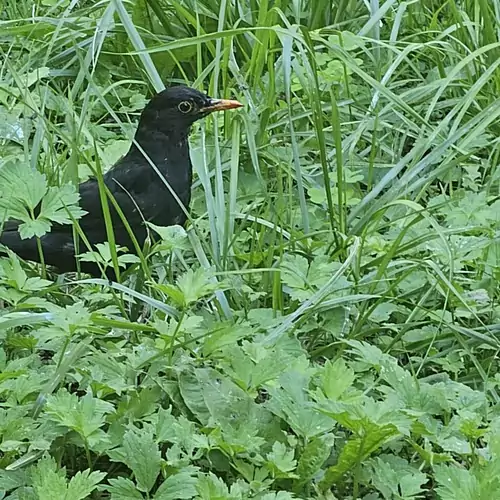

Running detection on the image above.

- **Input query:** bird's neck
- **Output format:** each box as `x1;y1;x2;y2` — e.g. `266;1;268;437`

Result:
129;126;191;173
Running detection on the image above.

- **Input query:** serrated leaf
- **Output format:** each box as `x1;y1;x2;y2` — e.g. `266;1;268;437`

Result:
18;218;51;239
41;184;86;224
177;371;212;425
154;283;186;306
295;434;334;487
175;268;218;307
321;358;355;400
66;469;106;500
147;224;190;251
266;441;298;478
260;492;296;500
319;422;400;490
45;390;114;446
113;427;161;493
0;161;47;210
280;254;309;290
153;470;198;499
433;464;480;500
107;477;143;500
369;456;427;499
266;372;334;439
102;139;130;168
195;473;230;499
0;162;85;239
30;455;68;500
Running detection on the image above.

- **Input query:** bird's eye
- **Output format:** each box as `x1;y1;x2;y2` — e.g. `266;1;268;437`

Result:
178;101;193;113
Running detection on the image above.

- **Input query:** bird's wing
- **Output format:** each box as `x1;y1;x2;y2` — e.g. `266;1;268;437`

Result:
79;159;152;223
75;156;161;251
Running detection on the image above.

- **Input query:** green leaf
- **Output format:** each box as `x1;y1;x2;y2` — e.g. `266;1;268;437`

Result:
0;161;47;210
45;390;114;447
320;358;355;400
0;469;28;492
433;464;480;500
319;422;401;490
25;66;51;87
177;371;211;425
109;427;161;493
40;184;86;224
369;456;427;499
195;473;231;499
102;139;131;168
147;224;190;251
153;470;198;499
295;434;334;487
266;372;334;439
175;268;219;307
0;106;24;143
266;441;298;478
66;469;106;500
152;408;208;456
18;218;51;239
107;477;144;500
0;161;85;239
260;492;296;500
30;455;68;500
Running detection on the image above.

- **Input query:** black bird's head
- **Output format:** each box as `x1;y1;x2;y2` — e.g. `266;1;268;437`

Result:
137;86;243;136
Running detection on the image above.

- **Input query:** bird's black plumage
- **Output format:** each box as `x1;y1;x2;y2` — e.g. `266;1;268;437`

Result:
0;86;242;278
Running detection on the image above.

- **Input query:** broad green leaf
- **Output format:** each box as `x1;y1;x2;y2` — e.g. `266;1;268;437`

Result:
295;434;334;487
433;464;480;500
266;372;334;439
0;469;28;491
18;218;51;239
66;469;106;500
147;224;190;250
30;455;68;500
266;441;298;478
260;492;296;500
319;422;401;490
153;470;198;499
40;184;86;224
179;368;271;453
111;427;161;493
320;358;355;400
0;161;85;239
107;477;143;500
195;473;230;499
177;371;211;425
175;268;219;307
0;161;47;209
369;456;427;499
202;324;253;358
45;390;114;446
102;139;130;168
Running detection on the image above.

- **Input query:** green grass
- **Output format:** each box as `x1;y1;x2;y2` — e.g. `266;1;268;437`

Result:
1;0;500;498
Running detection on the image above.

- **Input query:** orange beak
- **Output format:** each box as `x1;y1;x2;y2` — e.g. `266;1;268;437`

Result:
201;98;243;113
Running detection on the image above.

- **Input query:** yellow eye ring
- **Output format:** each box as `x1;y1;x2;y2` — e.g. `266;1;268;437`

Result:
178;101;193;113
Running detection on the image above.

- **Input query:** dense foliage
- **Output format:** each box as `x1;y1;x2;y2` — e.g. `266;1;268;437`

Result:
1;0;500;498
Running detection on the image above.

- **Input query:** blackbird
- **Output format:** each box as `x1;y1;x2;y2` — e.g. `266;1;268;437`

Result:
0;86;242;278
